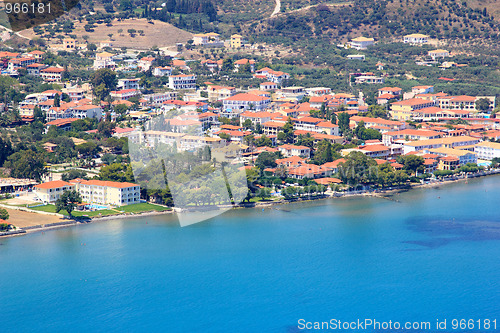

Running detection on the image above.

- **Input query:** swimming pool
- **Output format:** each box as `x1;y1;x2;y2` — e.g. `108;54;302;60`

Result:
85;204;109;210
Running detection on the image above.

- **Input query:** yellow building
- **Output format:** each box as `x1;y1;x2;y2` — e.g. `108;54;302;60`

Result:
35;179;141;206
69;179;140;206
230;34;243;48
390;98;436;120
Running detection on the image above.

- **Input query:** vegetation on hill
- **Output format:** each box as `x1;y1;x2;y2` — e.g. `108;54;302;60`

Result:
254;0;500;44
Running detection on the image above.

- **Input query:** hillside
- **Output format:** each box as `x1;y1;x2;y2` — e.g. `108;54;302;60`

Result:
18;18;193;49
249;0;500;45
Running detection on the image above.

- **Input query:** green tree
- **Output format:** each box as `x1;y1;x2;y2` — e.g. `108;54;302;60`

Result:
297;133;314;149
338;151;378;186
0;207;9;220
97;121;116;138
278;117;294;144
76;142;99;157
91;69;117;101
61;169;87;181
337;112;351;135
399;155;425;176
5;150;47;182
255;152;277;170
476;98;491;112
366;104;389;119
220;58;234;72
312;140;336;164
255;134;273;147
55;190;82;217
53;93;60;107
0;136;13;167
218;132;231;141
99;163;135;182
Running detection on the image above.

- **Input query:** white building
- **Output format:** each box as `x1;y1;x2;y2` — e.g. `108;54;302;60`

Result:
168;74;197;90
349;37;374;50
138;57;155;71
403;33;429;44
152;66;172;77
40;67;65;82
223;93;271;112
93;52;115;70
69;179;140;206
278;144;311;158
474;141;500;160
110;89;140;100
71;104;103;120
118;78;141;90
34;180;75;203
428;49;449;60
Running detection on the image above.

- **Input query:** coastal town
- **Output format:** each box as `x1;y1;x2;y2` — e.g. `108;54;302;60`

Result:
0;28;499;235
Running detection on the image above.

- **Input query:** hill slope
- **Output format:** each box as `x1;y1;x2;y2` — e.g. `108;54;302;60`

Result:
249;0;500;44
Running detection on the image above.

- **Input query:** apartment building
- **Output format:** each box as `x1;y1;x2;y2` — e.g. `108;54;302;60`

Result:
168;74;197;90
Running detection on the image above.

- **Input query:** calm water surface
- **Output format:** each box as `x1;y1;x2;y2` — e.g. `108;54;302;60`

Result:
1;176;500;332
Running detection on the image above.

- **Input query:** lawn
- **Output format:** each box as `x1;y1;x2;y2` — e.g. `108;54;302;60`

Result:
29;203;171;217
119;203;172;213
30;204;118;217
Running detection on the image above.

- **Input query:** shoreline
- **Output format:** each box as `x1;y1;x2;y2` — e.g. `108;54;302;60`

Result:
2;169;499;238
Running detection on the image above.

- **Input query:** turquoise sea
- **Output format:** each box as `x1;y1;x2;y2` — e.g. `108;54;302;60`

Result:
1;176;500;332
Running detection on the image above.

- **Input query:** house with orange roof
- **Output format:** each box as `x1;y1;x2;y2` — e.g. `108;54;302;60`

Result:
93;51;115;70
278;144;311;158
110;89;140;100
34;180;75;203
382;129;442;145
71;104;103;120
7;56;37;71
260;82;278;91
437;95;495;112
350;116;405;131
234;58;255;72
27;50;45;59
40;67;65;82
262;121;286;136
223;93;271;112
294;130;342;144
412;85;434;95
287;164;331;179
152;66;172;77
322;158;347;173
239;111;276;126
69;179;140;206
254;67;290;84
168;74;196;90
207;85;236;102
45;118;79;132
46;106;73;122
19;104;36;117
26;63;47;76
314;177;342;185
390;98;437;120
138;57;155;71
